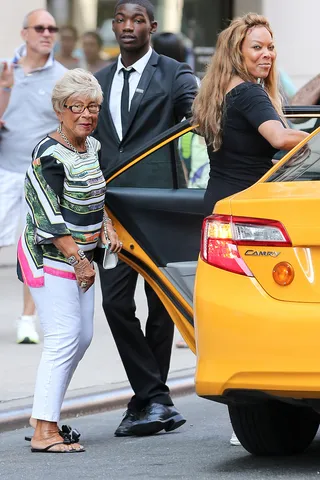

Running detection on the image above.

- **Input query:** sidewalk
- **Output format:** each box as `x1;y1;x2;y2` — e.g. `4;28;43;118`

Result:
0;246;195;425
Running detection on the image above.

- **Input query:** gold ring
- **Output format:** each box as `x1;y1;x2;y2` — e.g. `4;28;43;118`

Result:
81;281;87;288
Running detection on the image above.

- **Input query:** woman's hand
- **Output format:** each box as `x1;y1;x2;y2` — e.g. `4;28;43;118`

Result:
0;62;14;89
106;224;122;253
100;221;122;253
52;236;95;291
74;258;96;292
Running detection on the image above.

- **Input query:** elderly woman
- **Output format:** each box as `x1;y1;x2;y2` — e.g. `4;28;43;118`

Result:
17;69;121;453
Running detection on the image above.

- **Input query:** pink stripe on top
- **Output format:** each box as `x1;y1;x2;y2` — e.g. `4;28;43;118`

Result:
17;238;44;288
44;265;77;280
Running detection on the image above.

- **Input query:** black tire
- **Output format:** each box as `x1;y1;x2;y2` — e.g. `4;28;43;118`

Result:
229;400;319;456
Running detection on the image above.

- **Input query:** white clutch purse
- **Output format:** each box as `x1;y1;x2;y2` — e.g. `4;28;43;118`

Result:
102;242;118;269
97;215;119;270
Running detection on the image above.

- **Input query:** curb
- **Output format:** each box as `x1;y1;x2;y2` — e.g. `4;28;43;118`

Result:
0;376;195;433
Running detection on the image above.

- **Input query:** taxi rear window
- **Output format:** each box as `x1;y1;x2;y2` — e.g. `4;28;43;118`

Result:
267;132;320;182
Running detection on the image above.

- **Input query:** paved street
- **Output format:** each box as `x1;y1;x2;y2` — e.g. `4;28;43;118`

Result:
2;394;320;480
0;245;195;413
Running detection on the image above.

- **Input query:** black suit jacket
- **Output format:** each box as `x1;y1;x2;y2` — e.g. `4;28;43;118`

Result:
94;51;198;186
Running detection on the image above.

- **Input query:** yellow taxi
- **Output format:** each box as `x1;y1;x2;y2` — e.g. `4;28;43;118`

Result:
104;107;320;457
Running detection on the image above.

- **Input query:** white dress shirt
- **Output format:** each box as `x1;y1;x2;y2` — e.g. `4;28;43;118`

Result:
109;47;153;140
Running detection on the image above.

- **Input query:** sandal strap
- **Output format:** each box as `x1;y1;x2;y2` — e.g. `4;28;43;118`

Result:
31;441;66;452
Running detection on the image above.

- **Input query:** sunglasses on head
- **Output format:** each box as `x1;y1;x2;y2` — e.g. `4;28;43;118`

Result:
25;25;59;34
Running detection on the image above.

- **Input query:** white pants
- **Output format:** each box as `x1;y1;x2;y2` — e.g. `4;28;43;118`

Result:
0;167;26;247
30;273;94;422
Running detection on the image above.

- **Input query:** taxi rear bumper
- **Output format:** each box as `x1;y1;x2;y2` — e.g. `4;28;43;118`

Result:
194;259;320;402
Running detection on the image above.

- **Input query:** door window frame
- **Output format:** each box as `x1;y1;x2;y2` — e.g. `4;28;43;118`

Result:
105;107;320;187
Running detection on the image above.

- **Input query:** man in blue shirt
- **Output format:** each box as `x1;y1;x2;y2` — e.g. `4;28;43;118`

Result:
0;8;66;344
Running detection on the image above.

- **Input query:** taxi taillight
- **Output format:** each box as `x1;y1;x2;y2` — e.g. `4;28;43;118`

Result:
200;215;292;276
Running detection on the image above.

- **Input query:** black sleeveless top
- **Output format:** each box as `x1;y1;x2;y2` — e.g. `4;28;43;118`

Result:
204;82;281;215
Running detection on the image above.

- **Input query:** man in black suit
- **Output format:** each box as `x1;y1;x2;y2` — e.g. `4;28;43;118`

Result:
95;0;197;437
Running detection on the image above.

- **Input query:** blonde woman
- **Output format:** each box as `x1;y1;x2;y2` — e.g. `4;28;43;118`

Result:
192;13;308;216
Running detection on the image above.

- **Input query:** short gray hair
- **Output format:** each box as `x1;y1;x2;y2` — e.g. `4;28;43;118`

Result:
52;69;103;112
22;9;48;28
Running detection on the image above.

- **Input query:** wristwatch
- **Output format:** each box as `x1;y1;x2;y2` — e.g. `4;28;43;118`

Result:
66;249;86;266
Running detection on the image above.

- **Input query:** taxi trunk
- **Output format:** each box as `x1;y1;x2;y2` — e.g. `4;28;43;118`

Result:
219;181;320;303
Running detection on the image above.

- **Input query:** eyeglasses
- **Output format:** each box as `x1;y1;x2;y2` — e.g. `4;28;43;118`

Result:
64;104;102;114
25;25;59;34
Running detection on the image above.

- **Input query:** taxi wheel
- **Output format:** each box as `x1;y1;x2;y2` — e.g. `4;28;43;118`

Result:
228;401;319;456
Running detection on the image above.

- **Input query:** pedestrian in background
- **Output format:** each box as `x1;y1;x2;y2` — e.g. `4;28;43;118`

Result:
192;12;309;445
18;68;121;453
94;0;198;437
0;8;66;344
82;31;111;73
291;70;320;107
289;67;320;129
152;31;186;63
55;25;81;69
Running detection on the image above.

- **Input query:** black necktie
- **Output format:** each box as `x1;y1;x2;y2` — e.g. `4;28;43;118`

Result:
121;68;134;136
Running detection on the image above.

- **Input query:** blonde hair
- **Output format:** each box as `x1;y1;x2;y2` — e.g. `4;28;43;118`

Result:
192;13;283;151
52;69;103;112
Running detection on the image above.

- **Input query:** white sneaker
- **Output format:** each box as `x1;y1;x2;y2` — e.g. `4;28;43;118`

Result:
16;315;39;344
230;431;241;446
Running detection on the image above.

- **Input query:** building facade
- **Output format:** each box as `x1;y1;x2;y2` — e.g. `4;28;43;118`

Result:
0;0;45;59
1;0;319;88
233;0;320;88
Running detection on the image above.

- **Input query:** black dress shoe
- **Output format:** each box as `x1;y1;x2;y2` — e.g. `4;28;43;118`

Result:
114;409;141;437
163;406;186;432
130;403;186;436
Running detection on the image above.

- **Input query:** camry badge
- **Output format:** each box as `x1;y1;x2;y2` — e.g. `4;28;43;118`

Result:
245;250;281;258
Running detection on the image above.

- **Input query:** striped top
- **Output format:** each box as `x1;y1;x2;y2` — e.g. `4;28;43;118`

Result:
17;136;106;287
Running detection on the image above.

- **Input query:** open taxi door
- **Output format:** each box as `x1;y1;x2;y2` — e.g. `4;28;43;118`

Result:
102;108;320;354
102;120;207;352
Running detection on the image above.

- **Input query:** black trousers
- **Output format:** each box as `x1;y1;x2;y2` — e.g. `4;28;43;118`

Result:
98;260;175;411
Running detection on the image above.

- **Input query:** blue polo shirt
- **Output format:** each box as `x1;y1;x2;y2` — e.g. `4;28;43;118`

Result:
0;47;66;174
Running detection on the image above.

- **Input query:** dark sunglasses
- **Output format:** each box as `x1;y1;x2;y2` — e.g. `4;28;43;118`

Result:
25;25;59;34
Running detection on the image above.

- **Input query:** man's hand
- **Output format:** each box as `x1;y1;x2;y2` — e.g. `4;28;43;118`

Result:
0;62;14;89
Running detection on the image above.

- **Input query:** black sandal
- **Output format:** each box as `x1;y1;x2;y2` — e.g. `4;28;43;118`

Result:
31;440;85;453
25;425;81;444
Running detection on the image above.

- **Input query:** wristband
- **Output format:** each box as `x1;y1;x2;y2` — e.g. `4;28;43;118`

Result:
2;86;13;92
